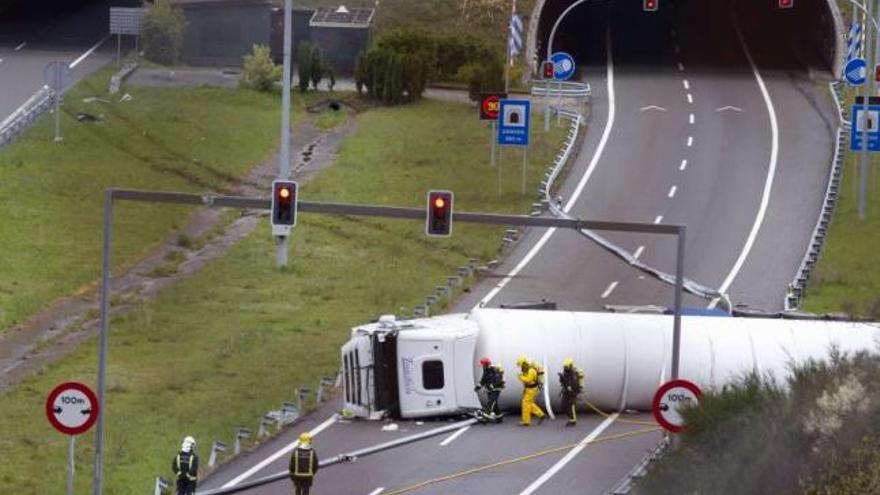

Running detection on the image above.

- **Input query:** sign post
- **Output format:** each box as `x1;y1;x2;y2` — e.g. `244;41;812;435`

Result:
43;61;73;143
498;99;531;194
850;97;880;152
46;382;99;495
551;52;576;127
109;7;146;69
652;379;701;434
480;93;506;168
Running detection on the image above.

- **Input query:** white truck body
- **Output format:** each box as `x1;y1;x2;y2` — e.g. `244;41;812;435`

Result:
341;309;880;419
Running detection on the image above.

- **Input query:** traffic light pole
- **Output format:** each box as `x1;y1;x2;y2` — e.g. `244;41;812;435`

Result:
277;0;293;267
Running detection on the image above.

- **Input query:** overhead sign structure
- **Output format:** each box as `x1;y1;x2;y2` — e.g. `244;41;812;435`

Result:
479;93;507;121
109;7;146;35
851;97;880;152
845;57;868;86
498;99;531;147
550;52;576;81
652;378;701;433
46;382;99;436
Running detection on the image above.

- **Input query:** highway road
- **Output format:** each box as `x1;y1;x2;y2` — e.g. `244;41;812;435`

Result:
199;0;836;494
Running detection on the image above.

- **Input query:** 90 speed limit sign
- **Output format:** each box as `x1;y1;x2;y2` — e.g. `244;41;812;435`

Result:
652;379;702;433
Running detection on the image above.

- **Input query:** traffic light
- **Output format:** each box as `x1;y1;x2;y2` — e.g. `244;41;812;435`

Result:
644;0;658;11
778;0;793;8
426;190;453;237
271;180;298;236
542;60;554;80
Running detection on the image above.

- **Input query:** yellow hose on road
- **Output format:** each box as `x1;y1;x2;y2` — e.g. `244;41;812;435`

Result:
581;397;659;426
383;426;662;495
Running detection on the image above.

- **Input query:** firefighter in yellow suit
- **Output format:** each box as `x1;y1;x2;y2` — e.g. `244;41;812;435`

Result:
516;356;546;426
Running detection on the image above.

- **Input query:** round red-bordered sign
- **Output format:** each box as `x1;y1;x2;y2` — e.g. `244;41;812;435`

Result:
481;95;502;120
652;379;701;433
46;382;99;435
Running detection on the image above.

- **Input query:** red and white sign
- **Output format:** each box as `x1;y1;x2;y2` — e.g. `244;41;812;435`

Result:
46;382;99;435
479;93;507;121
652;379;701;433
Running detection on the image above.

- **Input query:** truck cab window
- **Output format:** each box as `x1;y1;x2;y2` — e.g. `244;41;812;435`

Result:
422;360;444;390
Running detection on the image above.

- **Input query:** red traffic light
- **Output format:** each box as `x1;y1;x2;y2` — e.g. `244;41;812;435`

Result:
778;0;793;8
271;180;298;230
279;187;291;199
542;61;554;79
644;0;658;11
426;190;453;237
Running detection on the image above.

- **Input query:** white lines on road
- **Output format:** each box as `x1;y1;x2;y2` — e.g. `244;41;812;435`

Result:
640;105;667;112
477;28;617;308
634;245;645;260
221;414;338;488
440;425;471;446
368;488;385;495
679;159;688;171
668;186;677;198
654;215;664;224
14;42;26;51
715;105;743;113
677;61;685;72
70;35;109;68
682;79;690;90
601;281;619;299
686;93;693;104
688;113;695;124
686;136;693;147
518;414;619;495
0;58;3;64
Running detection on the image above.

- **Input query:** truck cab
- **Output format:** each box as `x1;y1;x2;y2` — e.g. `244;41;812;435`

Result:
341;314;480;419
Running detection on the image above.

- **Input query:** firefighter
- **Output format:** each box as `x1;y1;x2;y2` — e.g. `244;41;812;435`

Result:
171;436;199;495
516;356;545;426
289;432;320;495
474;357;505;423
559;357;583;426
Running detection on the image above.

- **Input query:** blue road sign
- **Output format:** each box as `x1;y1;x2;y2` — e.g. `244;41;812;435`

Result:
845;57;867;86
498;99;530;147
850;100;880;151
550;52;576;81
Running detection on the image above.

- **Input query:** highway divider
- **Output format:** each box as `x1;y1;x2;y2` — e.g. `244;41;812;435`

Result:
0;86;53;148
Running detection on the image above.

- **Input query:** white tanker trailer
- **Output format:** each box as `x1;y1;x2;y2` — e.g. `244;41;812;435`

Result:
340;308;880;419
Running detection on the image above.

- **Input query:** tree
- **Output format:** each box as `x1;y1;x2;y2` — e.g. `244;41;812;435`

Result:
310;45;324;90
466;55;504;101
241;44;282;92
141;0;187;65
296;42;312;93
326;64;336;91
354;53;366;94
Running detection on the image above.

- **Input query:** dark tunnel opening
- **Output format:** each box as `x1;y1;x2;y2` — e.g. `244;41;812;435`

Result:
0;0;142;48
537;0;840;75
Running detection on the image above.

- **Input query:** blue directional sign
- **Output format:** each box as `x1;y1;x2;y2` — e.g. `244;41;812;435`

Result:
550;52;576;81
851;98;880;151
845;57;867;86
498;99;531;147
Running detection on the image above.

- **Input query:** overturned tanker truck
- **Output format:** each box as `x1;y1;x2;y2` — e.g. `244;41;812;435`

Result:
340;308;880;419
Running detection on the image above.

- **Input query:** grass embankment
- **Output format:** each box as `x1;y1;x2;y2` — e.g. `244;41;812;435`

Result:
801;87;880;318
0;68;282;331
635;352;880;494
0;100;567;494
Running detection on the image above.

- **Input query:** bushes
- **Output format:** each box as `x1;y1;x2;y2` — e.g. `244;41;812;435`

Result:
142;0;187;65
241;44;281;92
297;42;312;93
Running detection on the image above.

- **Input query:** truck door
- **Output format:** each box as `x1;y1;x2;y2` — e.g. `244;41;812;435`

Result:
396;337;457;418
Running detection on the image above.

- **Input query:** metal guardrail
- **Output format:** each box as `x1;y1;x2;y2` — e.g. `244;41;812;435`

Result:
607;436;670;494
530;80;591;98
784;81;847;310
0;85;55;148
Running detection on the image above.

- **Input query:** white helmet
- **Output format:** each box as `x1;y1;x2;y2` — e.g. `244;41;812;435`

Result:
182;436;196;452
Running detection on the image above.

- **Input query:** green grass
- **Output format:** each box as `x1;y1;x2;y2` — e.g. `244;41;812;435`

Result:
0;69;287;331
0;99;567;494
801;93;880;318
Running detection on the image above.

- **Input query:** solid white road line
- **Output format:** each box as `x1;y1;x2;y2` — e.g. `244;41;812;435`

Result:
70;35;109;68
668;186;677;198
0;58;3;64
687;93;693;104
368;488;385;495
682;79;690;90
679;159;688;171
634;245;645;259
440;425;471;446
477;29;617;308
677;61;685;71
600;281;618;299
689;113;695;124
687;136;693;147
518;414;619;495
15;42;26;51
221;414;338;488
654;215;664;224
710;4;780;308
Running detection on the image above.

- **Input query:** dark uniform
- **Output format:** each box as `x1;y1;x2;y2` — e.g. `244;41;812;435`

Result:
475;364;505;422
289;445;320;495
171;450;199;495
559;365;583;426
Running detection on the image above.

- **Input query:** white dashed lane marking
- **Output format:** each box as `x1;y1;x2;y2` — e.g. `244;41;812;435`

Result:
668;186;677;198
687;136;693;147
689;113;695;124
680;159;688;171
682;79;690;90
601;281;619;299
687;93;693;104
634;245;645;259
654;215;664;224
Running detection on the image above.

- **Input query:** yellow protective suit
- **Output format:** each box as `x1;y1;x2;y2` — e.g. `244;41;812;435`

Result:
517;366;545;425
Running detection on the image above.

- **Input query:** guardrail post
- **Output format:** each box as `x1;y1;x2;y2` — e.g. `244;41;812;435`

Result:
234;427;251;455
258;415;277;438
154;476;169;495
297;388;311;413
208;441;227;467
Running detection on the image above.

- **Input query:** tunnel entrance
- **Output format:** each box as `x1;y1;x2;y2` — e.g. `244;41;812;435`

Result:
531;0;842;77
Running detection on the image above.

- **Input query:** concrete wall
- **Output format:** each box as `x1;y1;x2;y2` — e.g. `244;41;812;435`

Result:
180;4;271;67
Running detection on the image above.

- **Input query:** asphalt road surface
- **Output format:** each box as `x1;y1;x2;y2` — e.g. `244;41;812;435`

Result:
202;0;836;494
